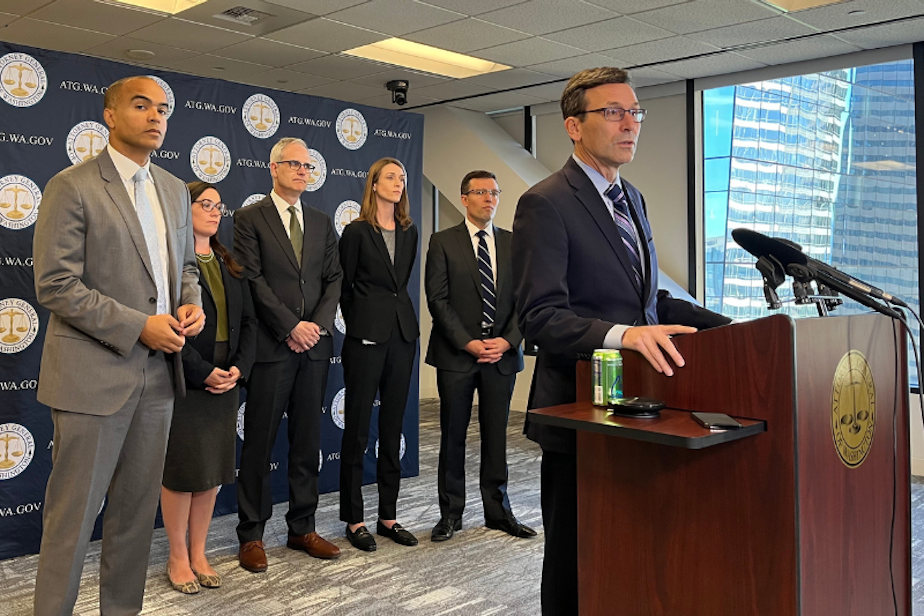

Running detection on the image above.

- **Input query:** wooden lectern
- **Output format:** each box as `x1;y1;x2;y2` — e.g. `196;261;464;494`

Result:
528;314;910;616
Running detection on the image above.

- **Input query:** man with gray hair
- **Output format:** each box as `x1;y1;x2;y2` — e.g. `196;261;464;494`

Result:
233;136;343;571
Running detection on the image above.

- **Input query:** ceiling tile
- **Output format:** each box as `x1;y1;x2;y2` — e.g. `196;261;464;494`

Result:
466;67;558;89
28;0;165;36
655;50;766;78
526;52;628;77
477;37;587;66
831;15;924;49
585;0;689;14
422;0;528;16
326;0;465;36
239;67;336;91
479;0;618;36
405;18;530;53
211;37;328;67
735;34;863;65
166;54;273;81
448;90;547;112
631;0;780;34
0;18;114;53
413;79;494;100
177;0;317;37
84;36;201;67
787;0;924;31
347;66;449;89
544;16;673;51
130;17;252;53
285;53;391;79
265;17;386;52
297;80;384;103
359;91;437;109
630;66;682;86
0;0;53;17
686;15;818;48
0;11;16;27
516;80;566;101
263;0;369;15
606;35;719;66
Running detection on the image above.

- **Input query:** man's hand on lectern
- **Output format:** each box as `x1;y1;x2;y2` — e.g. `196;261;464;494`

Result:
621;324;697;377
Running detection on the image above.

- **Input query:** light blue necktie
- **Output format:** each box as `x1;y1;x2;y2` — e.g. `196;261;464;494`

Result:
132;168;168;315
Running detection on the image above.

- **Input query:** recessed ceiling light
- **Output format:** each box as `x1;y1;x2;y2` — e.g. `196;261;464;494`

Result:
94;0;206;15
758;0;850;11
342;38;510;79
126;49;155;60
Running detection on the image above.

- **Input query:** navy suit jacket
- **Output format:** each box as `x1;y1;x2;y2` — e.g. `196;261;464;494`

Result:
512;157;731;453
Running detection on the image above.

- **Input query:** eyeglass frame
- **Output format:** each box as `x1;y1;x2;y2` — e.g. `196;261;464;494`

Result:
275;159;316;173
462;189;503;198
192;199;227;214
574;107;647;123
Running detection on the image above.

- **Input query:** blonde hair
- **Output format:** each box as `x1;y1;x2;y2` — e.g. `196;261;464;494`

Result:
359;157;412;231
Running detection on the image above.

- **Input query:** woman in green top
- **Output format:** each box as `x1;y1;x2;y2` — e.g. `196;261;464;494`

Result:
161;182;257;594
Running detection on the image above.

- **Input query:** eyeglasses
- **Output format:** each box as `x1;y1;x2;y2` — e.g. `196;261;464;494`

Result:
277;160;316;172
193;199;227;214
463;189;502;198
576;107;647;123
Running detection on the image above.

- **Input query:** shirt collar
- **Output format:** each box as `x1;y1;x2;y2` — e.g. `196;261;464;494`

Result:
108;144;153;185
271;190;300;217
572;153;620;200
464;217;493;239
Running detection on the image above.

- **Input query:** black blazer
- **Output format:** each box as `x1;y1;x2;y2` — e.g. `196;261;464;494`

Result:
233;195;342;362
182;255;257;388
425;222;523;376
339;219;419;343
512;157;731;453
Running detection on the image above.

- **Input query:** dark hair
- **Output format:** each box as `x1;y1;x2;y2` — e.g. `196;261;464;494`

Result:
461;170;497;195
187;181;243;278
560;67;633;121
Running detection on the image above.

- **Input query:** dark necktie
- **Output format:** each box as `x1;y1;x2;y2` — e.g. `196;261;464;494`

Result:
287;205;303;267
476;230;495;327
606;182;643;290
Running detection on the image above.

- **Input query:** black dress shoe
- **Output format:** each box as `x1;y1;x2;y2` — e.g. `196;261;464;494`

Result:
345;524;377;552
430;518;462;542
485;516;538;538
376;520;419;546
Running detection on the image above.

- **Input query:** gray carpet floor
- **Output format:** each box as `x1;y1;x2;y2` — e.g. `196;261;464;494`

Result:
5;400;924;615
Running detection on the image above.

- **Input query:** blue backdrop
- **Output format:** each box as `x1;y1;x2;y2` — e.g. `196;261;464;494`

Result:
0;42;424;560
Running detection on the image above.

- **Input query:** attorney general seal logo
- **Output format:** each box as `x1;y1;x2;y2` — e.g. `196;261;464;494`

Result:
336;108;367;150
832;350;875;468
0;298;39;354
0;53;47;107
191;136;231;183
0;175;41;230
304;148;327;192
66;122;108;165
334;200;361;237
0;423;35;480
147;75;175;119
242;94;280;139
331;388;346;429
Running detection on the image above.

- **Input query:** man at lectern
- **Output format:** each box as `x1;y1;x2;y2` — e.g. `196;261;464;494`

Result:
511;67;731;616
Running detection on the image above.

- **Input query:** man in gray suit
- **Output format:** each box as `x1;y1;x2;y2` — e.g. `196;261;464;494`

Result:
32;76;204;616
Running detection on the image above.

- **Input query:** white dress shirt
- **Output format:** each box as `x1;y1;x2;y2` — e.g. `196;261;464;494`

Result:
271;189;303;237
107;144;170;311
464;216;497;287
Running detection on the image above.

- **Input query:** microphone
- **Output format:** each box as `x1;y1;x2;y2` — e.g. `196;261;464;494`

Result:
731;228;905;317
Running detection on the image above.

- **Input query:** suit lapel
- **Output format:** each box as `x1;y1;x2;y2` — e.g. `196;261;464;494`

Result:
493;224;508;299
98;150;159;291
370;223;398;285
260;199;300;272
451;222;481;297
623;182;654;303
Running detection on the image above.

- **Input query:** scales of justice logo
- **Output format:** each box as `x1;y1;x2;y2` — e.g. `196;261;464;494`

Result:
331;388;346;429
0;175;41;230
336;108;367;150
242;94;280;139
0;53;47;107
831;350;876;468
66;122;109;165
334;200;361;237
147;75;175;119
304;148;327;192
0;423;35;480
0;298;39;354
191;136;231;183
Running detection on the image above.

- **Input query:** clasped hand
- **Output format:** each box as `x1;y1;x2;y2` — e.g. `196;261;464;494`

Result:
205;365;241;394
287;321;321;353
464;337;511;364
139;304;205;353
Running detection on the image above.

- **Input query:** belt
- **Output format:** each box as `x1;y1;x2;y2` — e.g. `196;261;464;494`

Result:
480;325;494;339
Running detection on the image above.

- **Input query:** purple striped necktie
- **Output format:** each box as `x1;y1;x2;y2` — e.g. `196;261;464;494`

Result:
606;182;643;291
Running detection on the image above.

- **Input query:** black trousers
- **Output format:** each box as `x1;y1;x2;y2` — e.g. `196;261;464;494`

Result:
541;449;578;616
236;351;329;543
436;363;515;522
339;331;415;524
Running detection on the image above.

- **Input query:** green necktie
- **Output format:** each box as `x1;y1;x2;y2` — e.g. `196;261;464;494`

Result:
288;205;303;267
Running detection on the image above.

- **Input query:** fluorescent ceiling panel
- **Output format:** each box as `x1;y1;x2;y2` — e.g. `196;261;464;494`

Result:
342;38;510;79
759;0;850;11
96;0;206;15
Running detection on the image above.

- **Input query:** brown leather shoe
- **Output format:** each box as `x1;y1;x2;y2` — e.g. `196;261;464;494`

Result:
239;540;267;572
286;531;341;559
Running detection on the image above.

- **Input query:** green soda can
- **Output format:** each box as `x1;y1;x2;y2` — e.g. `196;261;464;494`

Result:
592;350;607;405
604;350;623;405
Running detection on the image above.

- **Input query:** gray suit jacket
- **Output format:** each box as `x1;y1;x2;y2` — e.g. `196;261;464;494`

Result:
33;148;201;415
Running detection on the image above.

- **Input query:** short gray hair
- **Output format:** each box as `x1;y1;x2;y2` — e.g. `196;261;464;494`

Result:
269;137;308;163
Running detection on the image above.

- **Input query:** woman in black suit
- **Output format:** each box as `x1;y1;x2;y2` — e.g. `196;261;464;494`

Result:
339;157;420;552
161;182;257;593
